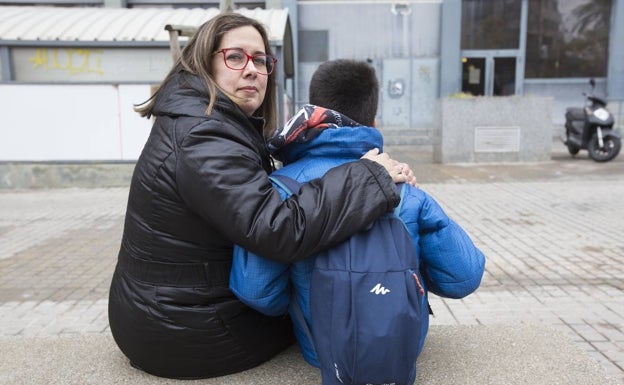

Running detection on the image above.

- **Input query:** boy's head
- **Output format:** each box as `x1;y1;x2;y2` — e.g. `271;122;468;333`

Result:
309;59;379;127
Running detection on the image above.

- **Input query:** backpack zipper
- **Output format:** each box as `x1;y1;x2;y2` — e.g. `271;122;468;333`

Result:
409;269;425;296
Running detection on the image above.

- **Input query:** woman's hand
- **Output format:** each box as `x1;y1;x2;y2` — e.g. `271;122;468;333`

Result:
362;148;418;187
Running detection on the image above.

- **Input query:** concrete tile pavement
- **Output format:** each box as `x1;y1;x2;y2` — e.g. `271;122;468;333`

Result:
0;145;623;383
423;180;624;381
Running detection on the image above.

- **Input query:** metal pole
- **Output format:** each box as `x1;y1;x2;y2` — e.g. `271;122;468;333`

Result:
220;0;236;11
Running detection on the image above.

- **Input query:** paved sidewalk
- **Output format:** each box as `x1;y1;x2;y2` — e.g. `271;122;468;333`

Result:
0;145;623;383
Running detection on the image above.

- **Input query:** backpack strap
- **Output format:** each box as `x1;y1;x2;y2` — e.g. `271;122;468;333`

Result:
392;183;408;217
272;176;407;216
270;177;410;246
269;174;319;355
269;174;302;196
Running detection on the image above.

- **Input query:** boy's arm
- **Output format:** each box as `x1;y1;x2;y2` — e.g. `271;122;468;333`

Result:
416;193;486;299
229;182;292;316
230;244;291;316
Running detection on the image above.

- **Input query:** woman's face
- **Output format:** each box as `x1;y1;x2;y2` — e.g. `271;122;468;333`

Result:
213;26;269;117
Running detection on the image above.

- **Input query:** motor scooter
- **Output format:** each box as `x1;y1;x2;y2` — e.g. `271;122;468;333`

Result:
563;79;621;162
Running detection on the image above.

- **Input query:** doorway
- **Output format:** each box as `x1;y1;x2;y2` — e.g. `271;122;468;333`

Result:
462;57;485;95
461;55;517;96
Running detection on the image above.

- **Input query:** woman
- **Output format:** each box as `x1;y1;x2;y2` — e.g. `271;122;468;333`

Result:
108;12;414;380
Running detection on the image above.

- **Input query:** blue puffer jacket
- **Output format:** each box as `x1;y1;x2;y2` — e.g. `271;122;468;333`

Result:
231;125;486;367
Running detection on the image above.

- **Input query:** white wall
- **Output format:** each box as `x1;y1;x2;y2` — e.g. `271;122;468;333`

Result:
0;84;152;161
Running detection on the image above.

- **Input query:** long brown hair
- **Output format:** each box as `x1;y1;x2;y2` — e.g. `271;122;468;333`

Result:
134;12;277;138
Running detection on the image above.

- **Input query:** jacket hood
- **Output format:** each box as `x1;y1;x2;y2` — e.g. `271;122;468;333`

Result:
152;71;243;120
276;126;383;166
269;104;383;164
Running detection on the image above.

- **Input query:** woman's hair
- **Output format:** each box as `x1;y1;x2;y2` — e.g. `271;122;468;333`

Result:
309;59;379;127
135;12;277;137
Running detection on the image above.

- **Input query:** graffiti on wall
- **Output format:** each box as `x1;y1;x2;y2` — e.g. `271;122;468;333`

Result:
29;48;103;75
13;47;173;82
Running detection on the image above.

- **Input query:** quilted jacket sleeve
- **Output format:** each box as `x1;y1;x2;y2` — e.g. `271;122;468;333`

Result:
401;187;486;299
176;117;400;263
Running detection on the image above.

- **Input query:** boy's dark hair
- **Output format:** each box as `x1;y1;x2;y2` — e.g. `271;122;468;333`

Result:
309;59;379;127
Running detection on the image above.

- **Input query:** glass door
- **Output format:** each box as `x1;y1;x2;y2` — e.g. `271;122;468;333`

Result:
462;57;486;96
461;55;518;96
493;57;516;96
460;0;527;96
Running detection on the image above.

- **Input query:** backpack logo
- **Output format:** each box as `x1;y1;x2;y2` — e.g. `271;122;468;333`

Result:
370;283;391;295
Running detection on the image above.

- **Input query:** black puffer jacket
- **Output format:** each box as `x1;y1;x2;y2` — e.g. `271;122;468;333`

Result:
108;72;399;379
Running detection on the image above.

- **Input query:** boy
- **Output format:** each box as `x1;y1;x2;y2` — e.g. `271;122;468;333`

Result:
230;59;485;377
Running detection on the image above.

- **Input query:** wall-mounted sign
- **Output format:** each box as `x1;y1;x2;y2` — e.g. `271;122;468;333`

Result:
474;126;520;152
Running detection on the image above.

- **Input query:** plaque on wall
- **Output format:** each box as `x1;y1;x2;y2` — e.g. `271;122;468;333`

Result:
474;126;520;152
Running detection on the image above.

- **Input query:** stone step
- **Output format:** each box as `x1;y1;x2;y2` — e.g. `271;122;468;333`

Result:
0;325;618;385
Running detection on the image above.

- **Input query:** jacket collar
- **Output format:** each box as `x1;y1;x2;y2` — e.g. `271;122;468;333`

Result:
275;124;383;165
268;104;382;164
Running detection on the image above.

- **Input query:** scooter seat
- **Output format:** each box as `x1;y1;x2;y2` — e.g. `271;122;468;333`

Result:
565;108;585;121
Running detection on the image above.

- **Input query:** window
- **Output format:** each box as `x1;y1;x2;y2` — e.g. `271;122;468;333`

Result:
461;0;522;50
298;30;328;63
525;0;611;78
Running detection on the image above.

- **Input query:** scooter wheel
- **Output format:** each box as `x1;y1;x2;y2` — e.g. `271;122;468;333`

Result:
588;134;621;162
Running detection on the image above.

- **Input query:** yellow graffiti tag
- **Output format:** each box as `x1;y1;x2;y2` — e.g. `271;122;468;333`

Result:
28;48;104;75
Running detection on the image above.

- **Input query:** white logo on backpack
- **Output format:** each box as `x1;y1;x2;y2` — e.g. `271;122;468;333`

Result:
370;283;390;295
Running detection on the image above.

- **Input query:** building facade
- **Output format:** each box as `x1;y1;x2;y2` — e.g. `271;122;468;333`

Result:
0;0;622;160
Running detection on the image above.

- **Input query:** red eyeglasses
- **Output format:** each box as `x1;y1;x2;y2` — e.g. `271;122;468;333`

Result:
214;48;277;75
